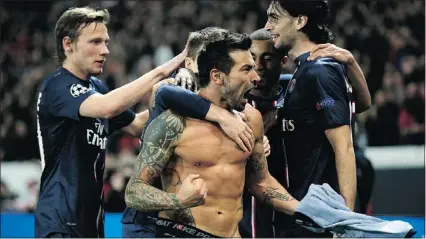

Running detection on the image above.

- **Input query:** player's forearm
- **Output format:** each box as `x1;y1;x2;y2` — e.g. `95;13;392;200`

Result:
335;147;357;210
125;177;184;212
104;52;186;117
249;174;299;215
205;104;231;124
347;59;371;113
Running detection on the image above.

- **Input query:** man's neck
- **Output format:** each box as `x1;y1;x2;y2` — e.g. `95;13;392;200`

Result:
288;38;317;61
198;87;229;111
62;60;89;80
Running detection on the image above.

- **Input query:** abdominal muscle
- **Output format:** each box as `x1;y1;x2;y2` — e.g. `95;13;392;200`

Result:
160;164;246;237
159;118;249;237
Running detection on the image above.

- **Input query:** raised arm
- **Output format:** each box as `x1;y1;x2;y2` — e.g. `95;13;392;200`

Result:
125;110;206;212
244;105;299;215
308;43;371;113
79;46;187;119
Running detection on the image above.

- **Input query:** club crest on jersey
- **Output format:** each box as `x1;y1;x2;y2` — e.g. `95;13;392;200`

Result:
288;79;296;93
70;84;89;97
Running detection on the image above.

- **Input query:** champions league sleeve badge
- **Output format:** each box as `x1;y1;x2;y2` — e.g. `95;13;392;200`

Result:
70;84;89;97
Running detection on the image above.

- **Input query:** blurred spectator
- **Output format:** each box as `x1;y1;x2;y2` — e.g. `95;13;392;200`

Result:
104;170;127;212
0;180;18;212
399;82;425;145
15;179;39;213
365;89;400;146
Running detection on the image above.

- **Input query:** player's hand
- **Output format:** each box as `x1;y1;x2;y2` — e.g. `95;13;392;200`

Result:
263;135;271;157
176;174;207;208
307;43;355;65
219;111;254;153
174;68;198;92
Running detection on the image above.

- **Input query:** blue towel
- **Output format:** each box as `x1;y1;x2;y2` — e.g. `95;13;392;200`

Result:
295;184;415;238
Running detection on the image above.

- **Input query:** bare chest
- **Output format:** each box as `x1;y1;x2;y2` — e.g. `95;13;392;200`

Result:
174;119;249;167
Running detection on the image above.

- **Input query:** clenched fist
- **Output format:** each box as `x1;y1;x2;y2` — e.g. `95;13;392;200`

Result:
176;174;207;208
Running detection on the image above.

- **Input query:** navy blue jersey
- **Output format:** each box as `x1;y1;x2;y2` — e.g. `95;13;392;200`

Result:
278;52;354;201
35;67;135;237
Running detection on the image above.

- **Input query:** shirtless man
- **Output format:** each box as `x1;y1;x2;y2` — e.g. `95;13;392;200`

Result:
124;31;299;238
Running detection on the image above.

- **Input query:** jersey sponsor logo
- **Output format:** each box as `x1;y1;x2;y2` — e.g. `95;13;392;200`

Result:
288;79;296;93
70;84;89;97
316;97;335;111
86;122;107;149
282;118;295;132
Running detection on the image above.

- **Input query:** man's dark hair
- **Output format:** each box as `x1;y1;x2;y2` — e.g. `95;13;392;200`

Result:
187;27;229;60
55;6;110;65
272;0;334;44
197;32;252;88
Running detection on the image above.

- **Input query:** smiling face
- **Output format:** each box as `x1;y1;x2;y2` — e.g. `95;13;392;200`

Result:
221;50;260;111
264;2;299;50
250;39;282;90
65;22;110;78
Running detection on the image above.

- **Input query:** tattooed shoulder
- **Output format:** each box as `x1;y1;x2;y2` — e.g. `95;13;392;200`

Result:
133;110;186;182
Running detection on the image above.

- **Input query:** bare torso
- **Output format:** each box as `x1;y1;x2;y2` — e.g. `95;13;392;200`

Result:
159;117;251;237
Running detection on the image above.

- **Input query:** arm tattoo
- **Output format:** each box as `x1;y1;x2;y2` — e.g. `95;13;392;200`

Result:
250;151;266;172
259;187;295;203
125;110;186;212
163;168;196;226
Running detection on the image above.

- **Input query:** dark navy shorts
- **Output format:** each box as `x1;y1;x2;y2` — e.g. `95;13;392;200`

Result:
155;217;220;238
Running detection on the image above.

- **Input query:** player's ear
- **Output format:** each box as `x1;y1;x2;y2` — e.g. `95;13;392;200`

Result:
280;56;289;68
295;15;308;30
210;69;224;85
63;36;74;54
185;57;193;69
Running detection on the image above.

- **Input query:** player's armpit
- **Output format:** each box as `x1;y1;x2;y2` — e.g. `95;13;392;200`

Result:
124;110;185;212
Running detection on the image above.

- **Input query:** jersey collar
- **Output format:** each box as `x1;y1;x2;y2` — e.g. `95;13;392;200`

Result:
294;52;311;67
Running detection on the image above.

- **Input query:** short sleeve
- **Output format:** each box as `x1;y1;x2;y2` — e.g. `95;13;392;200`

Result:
109;109;136;133
44;76;97;121
308;64;351;130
